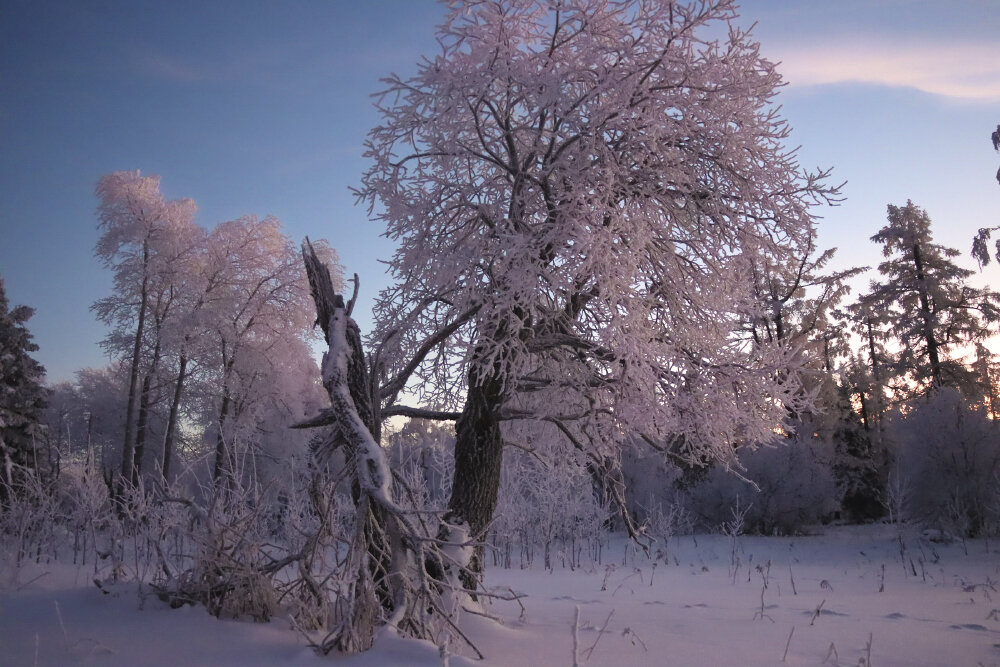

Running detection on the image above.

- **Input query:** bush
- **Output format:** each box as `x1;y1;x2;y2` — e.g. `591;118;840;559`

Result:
889;388;1000;537
687;433;839;535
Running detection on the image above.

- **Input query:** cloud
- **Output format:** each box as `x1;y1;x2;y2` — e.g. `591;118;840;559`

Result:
770;40;1000;101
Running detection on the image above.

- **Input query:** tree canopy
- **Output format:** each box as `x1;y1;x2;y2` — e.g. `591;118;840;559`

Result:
360;0;840;482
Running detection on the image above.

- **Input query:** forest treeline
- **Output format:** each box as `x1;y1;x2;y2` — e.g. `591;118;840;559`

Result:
6;186;995;542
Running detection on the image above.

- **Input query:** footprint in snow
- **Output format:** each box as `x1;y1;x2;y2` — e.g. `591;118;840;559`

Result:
802;608;849;617
950;623;990;632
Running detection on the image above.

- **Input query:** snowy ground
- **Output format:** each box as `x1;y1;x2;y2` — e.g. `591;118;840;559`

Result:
2;524;999;666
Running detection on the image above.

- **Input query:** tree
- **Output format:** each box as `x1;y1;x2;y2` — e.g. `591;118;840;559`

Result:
860;201;1000;397
358;0;837;587
971;124;1000;267
93;172;337;490
0;277;48;506
972;342;999;420
93;171;197;488
196;216;329;489
890;387;1000;536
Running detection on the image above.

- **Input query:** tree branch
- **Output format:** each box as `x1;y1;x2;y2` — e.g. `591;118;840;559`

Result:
380;405;462;421
378;303;481;405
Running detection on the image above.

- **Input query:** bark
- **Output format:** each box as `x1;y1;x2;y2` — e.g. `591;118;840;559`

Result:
212;382;232;488
120;240;150;487
911;242;942;385
161;354;187;483
300;241;396;651
132;334;161;486
857;389;871;433
445;359;505;585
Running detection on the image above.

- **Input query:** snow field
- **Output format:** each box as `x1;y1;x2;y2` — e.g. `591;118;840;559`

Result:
2;524;998;666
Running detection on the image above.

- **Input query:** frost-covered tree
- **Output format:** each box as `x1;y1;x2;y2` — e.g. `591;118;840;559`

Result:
972;342;999;419
40;368;137;486
971;124;1000;266
0;278;48;506
860;201;1000;397
93;171;197;487
748;237;860;359
890;387;1000;537
93;173;338;489
358;0;837;585
195;217;333;488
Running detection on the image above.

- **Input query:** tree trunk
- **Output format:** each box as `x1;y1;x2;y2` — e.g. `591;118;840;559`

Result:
213;384;232;488
300;242;400;652
911;242;942;385
856;388;871;432
161;353;188;483
132;335;161;487
445;360;505;585
120;241;150;488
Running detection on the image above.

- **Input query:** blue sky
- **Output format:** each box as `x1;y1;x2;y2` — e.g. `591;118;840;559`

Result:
1;0;998;382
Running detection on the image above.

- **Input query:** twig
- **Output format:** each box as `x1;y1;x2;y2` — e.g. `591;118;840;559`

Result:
822;642;838;665
622;626;647;652
16;571;49;591
55;600;69;653
782;626;795;662
861;632;873;667
810;599;826;626
583;608;615;660
572;605;581;667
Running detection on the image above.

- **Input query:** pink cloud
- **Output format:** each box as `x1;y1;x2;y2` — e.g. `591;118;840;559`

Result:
770;40;1000;101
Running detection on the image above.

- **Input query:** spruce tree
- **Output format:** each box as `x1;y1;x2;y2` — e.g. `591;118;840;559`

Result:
860;201;1000;397
0;277;48;506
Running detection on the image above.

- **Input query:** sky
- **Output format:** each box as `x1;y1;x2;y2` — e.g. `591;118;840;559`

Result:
1;0;998;383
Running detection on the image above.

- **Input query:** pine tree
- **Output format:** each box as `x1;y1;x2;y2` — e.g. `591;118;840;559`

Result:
0;277;48;506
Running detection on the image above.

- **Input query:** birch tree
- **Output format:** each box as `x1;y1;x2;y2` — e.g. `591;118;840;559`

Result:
358;0;838;583
198;216;330;488
93;171;197;488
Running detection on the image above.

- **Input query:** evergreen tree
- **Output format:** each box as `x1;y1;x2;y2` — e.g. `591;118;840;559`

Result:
971;124;1000;266
0;277;48;506
860;200;1000;398
829;379;883;523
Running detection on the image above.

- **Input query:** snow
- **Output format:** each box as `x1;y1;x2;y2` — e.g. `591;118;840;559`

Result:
2;524;998;666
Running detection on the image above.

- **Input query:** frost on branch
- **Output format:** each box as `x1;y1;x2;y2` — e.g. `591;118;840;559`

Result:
295;240;486;656
359;0;840;557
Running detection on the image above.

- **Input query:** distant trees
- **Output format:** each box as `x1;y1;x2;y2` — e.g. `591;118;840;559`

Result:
0;278;48;506
196;217;321;488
